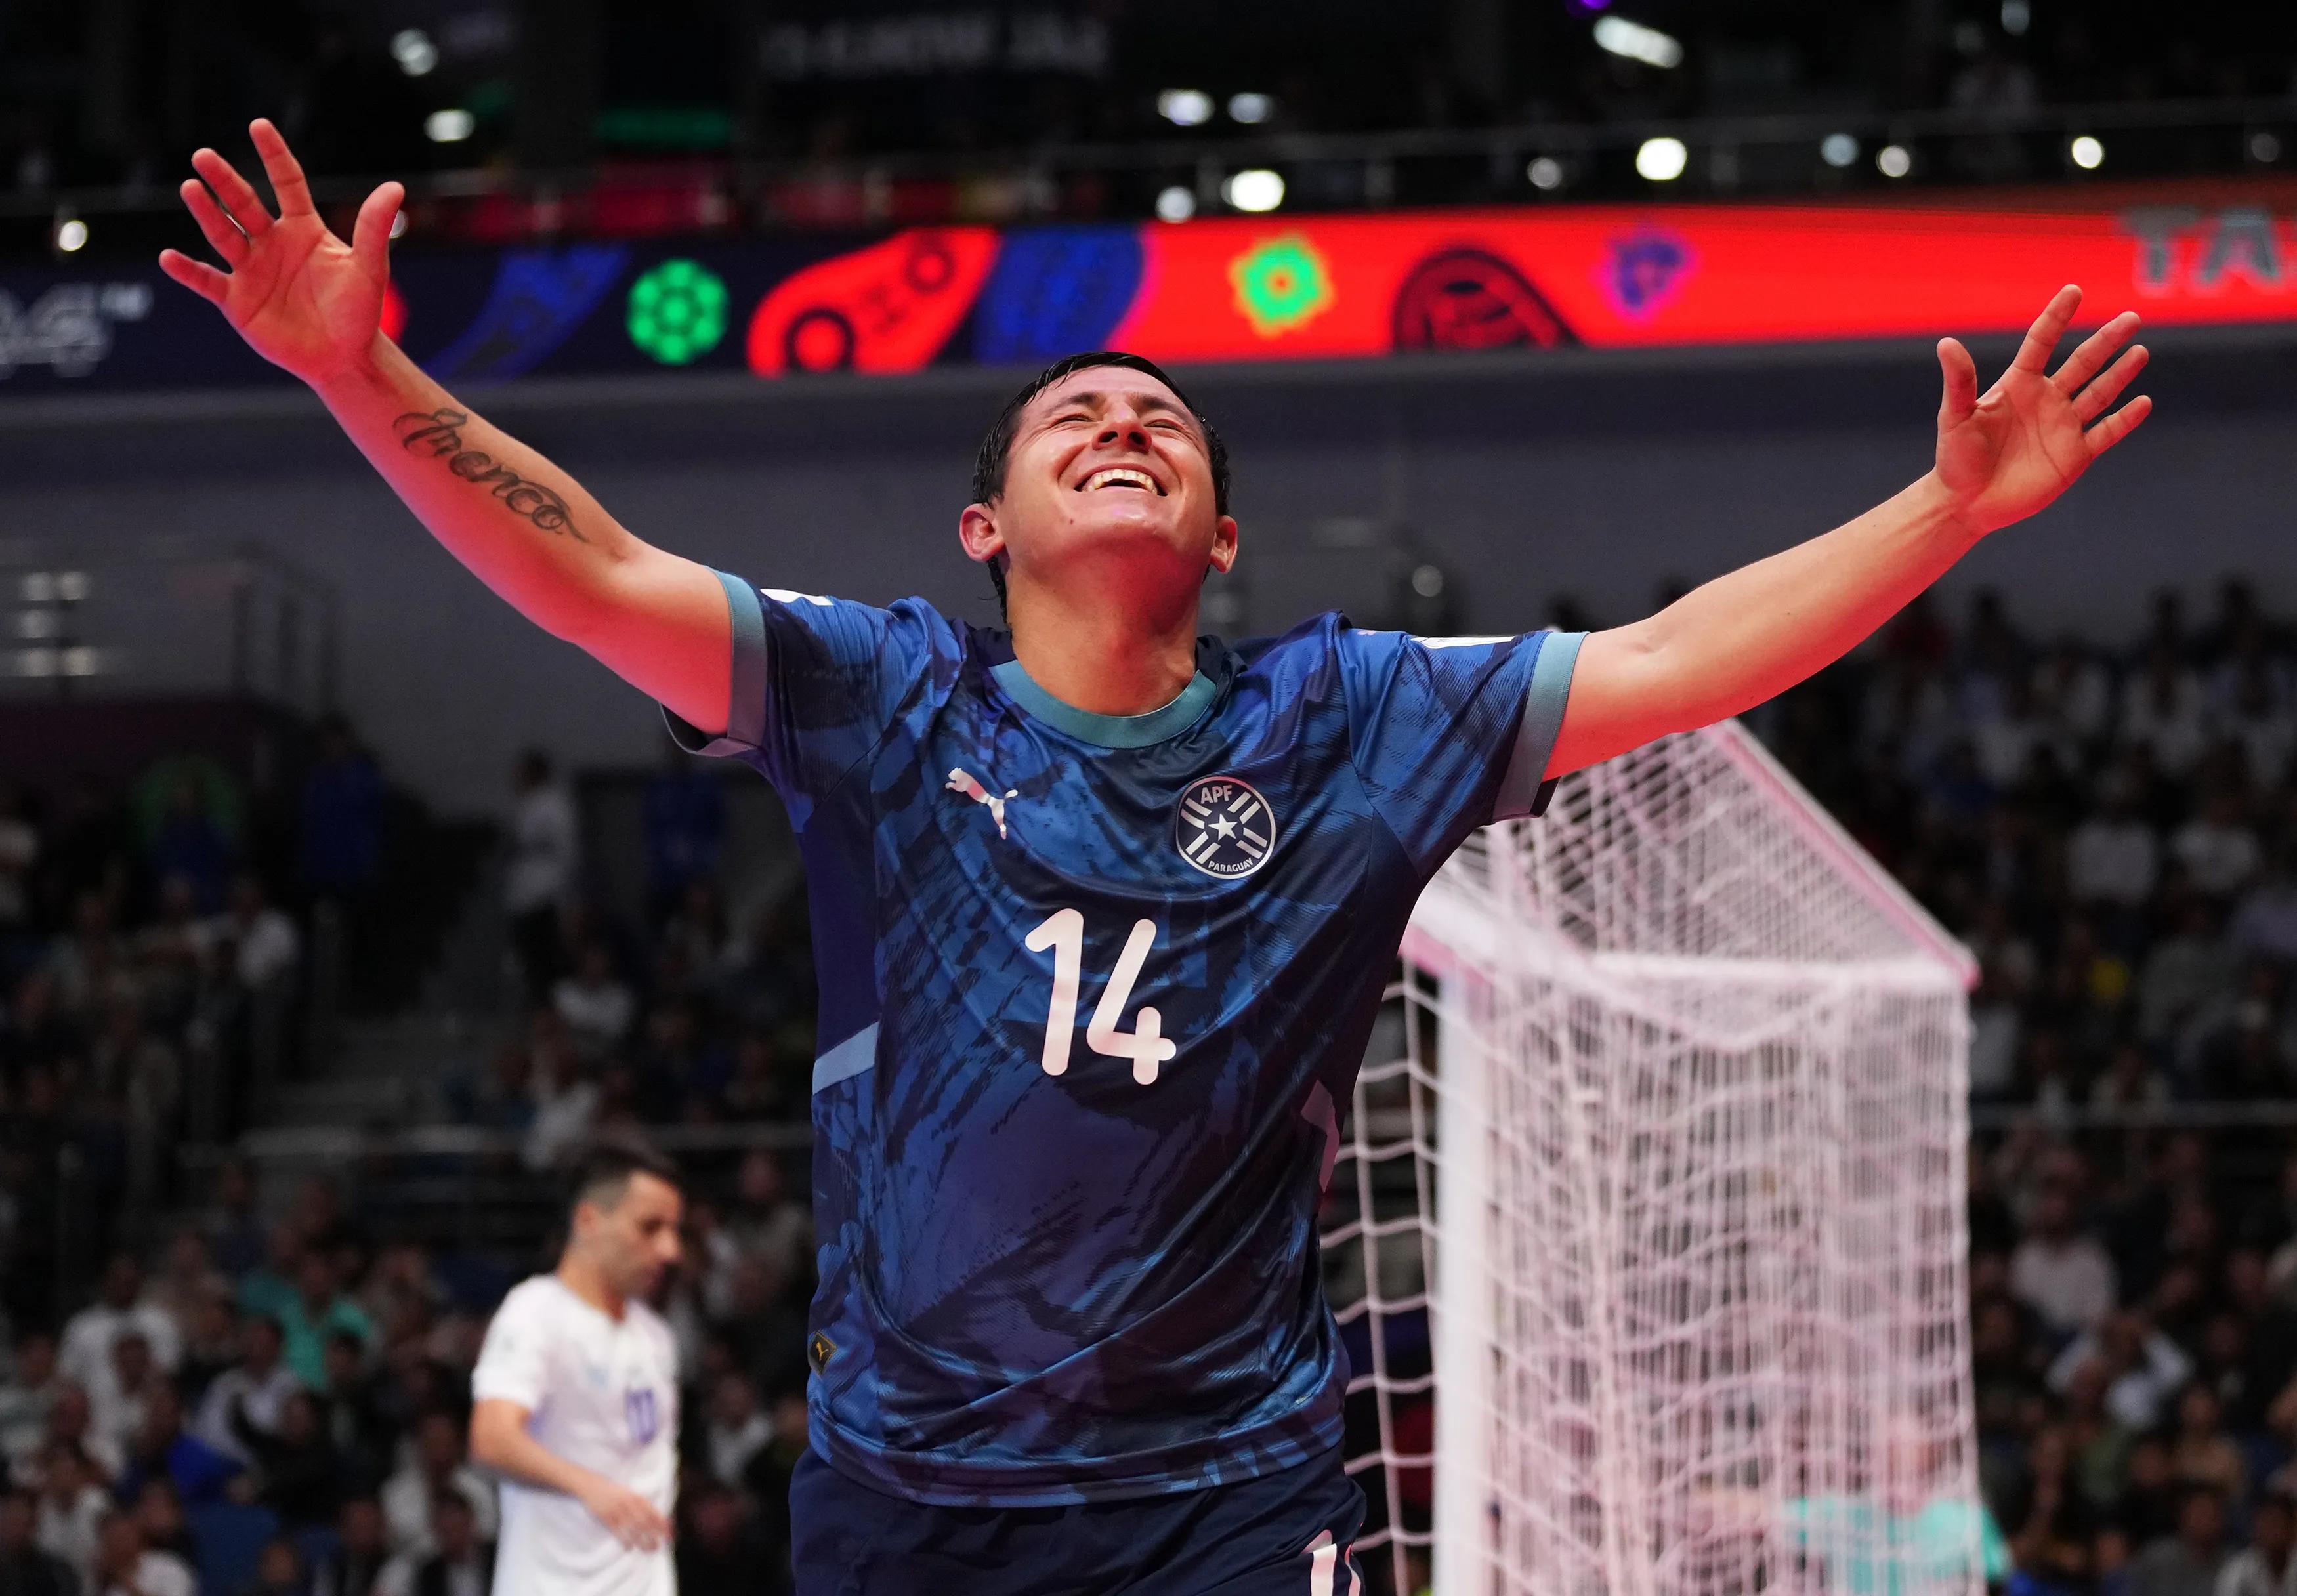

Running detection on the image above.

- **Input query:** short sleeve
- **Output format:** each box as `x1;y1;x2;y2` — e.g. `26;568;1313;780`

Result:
470;1288;551;1411
1338;627;1583;873
661;573;948;824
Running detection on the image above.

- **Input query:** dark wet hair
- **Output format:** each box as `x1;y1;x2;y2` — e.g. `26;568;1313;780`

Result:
568;1137;681;1219
969;351;1229;617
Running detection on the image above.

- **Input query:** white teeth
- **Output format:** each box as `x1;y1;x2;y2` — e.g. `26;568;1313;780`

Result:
1084;467;1156;492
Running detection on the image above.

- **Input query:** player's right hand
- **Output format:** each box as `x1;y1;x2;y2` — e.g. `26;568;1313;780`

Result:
578;1479;673;1551
159;118;403;388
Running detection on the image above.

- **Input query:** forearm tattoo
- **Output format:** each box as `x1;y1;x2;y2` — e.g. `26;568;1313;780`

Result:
392;408;585;541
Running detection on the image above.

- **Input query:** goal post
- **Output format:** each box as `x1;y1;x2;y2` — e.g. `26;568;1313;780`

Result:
1328;721;1980;1596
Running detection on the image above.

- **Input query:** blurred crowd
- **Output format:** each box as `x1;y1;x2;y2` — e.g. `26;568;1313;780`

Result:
457;743;816;1163
1760;579;2297;1596
0;1146;814;1596
0;719;389;1335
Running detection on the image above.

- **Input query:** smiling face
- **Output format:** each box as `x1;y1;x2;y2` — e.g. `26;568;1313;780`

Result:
961;364;1237;623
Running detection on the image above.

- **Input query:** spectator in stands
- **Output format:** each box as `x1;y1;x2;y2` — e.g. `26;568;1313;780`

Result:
2233;847;2297;965
146;778;234;919
2013;1186;2119;1337
377;1487;490;1596
90;1334;159;1463
2052;1311;2196;1431
249;1536;310;1596
301;717;385;906
127;1479;192;1567
2115;1434;2184;1547
2176;788;2264;902
200;1158;266;1277
39;1385;118;1481
503;750;576;1004
2127;1485;2233;1596
2013;1425;2100;1593
2124;646;2212;778
2214;1490;2296;1596
249;1390;345;1531
276;1255;375;1395
553;940;635;1061
0;1486;74;1596
310;1494;389;1596
141;1233;226;1358
194;1313;299;1467
2167;1383;2246;1506
2069;775;2161;911
0;1334;58;1476
60;1256;180;1393
703;1372;770;1488
89;1506;192;1596
521;1017;599;1173
175;1293;240;1407
33;1444;107;1584
378;1413;494;1559
113;1383;238;1509
210;873;301;995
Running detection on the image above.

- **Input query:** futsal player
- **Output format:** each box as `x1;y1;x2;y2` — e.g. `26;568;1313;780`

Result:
469;1143;684;1596
163;121;2150;1593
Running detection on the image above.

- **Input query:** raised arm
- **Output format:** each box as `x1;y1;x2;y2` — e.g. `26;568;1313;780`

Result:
159;120;731;736
1546;286;2151;777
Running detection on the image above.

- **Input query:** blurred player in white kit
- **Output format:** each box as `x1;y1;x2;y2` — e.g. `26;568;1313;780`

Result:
469;1143;686;1595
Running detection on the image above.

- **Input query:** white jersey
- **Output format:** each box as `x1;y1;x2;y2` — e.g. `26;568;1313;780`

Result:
471;1275;681;1596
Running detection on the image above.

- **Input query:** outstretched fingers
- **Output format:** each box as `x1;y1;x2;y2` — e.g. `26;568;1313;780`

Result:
249;118;317;218
350;181;405;279
2053;310;2142;396
1937;337;1979;427
2073;343;2148;423
2085;393;2152;457
2011;284;2083;375
179;178;249;265
158;249;230;306
190;148;274;237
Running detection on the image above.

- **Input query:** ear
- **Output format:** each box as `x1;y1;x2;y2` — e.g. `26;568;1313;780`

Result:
958;503;1004;566
1208;513;1240;575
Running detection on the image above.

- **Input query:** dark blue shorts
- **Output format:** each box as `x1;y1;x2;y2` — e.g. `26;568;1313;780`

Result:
790;1446;1367;1595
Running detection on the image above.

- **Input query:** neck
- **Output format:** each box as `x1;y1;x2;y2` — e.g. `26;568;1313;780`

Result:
556;1253;625;1320
1005;568;1200;717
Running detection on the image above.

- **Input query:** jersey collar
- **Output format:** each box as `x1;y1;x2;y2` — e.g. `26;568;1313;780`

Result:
990;657;1219;749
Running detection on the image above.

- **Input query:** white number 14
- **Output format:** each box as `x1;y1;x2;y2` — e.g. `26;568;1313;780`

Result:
1024;909;1178;1085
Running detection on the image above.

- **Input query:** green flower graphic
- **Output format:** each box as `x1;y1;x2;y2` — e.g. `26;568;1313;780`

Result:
1228;233;1335;337
627;259;728;365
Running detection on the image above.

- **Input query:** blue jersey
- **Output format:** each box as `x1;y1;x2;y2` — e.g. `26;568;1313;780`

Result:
668;573;1582;1506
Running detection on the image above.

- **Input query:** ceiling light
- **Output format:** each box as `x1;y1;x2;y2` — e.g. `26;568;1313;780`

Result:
1820;133;1858;168
1527;156;1565;190
2000;0;2031;35
1876;143;1913;178
1593;16;1684;69
2069;135;2103;170
390;28;438;77
425;108;476;144
1158;89;1213;128
1635;136;1688;182
54;218;87;253
1222;169;1285;213
1227;93;1273;125
2252;131;2284;163
1154;185;1196;222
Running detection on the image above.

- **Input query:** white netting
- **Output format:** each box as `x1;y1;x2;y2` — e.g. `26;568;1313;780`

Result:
1324;721;1979;1596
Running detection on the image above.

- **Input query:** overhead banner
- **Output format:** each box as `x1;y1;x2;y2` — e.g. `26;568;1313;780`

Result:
3;189;2292;394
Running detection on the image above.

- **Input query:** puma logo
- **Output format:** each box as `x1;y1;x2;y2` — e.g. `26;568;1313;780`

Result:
946;768;1018;839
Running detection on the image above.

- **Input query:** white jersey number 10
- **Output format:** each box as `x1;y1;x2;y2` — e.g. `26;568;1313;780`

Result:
1024;909;1178;1085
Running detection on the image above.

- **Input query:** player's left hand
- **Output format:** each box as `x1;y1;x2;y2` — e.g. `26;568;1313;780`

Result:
1933;285;2151;536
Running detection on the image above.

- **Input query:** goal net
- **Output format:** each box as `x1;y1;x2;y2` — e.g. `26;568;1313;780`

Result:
1325;720;1979;1596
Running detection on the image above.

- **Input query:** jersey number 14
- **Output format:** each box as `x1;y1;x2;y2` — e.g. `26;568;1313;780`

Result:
1024;909;1179;1086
